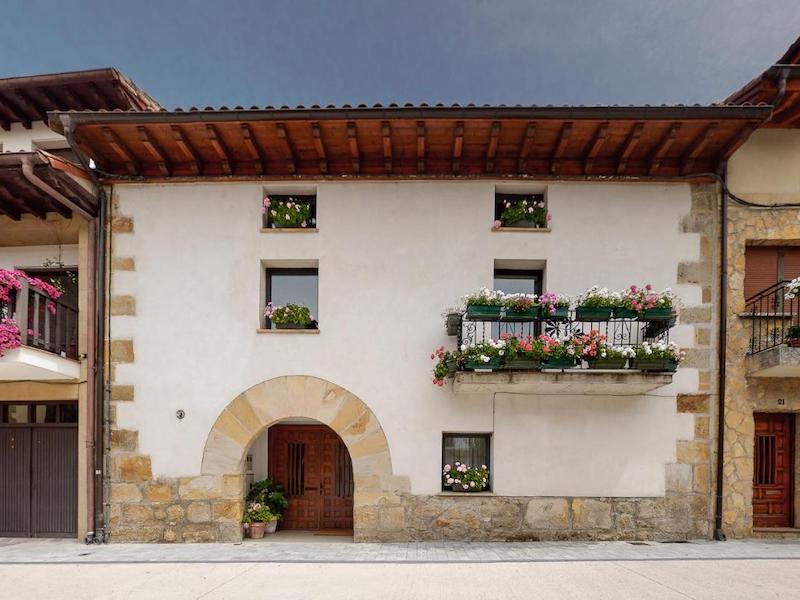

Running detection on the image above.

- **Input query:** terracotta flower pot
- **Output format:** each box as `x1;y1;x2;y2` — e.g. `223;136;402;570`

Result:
787;338;800;348
249;522;267;539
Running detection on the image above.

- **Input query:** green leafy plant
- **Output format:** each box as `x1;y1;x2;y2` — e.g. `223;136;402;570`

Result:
539;335;578;360
461;339;507;364
247;478;289;518
431;345;461;386
242;501;276;524
787;325;800;340
503;334;545;361
494;197;550;228
263;196;313;228
443;461;490;491
502;293;537;312
577;286;620;308
633;341;684;362
264;303;313;326
462;287;503;307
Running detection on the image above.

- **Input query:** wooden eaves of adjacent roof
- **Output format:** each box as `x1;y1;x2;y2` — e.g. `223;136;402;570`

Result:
0;151;98;220
725;35;800;127
49;104;771;180
0;68;161;131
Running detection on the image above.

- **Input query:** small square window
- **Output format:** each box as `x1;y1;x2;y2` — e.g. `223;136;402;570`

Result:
442;433;491;492
264;268;319;329
263;195;317;229
493;268;543;338
494;192;548;228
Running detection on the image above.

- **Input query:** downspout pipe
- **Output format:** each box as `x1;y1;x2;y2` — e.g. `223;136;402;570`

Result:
60;115;109;544
714;170;729;542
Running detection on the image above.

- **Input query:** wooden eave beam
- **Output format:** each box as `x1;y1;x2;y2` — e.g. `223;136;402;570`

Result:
275;123;297;175
715;120;761;172
9;89;46;122
347;122;360;173
583;122;609;174
137;126;171;176
240;123;265;175
485;121;500;172
416;121;426;173
550;122;573;174
776;101;800;127
0;118;9;131
648;122;681;175
0;186;26;220
102;126;139;175
517;122;536;172
30;86;61;111
86;82;113;110
58;85;86;110
1;181;47;220
205;124;233;175
310;123;328;173
681;122;718;175
0;93;31;129
616;122;644;174
170;125;202;175
452;121;464;173
381;121;392;173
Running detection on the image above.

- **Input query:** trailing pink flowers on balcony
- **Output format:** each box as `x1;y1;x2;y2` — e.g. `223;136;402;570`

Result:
0;318;21;357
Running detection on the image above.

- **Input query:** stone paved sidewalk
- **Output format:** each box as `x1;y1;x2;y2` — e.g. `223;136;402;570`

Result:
1;537;799;564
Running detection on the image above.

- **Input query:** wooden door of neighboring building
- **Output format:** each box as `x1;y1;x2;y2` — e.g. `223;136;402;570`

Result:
268;425;353;530
753;413;795;528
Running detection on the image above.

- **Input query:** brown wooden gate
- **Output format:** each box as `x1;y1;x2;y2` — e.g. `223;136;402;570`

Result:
0;425;78;537
753;413;794;528
268;425;354;530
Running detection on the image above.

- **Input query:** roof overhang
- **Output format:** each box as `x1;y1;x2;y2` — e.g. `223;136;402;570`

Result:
0;68;161;131
0;151;98;220
50;104;771;180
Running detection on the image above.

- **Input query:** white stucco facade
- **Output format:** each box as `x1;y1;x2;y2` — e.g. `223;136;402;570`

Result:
111;180;699;498
0;244;78;270
0;121;67;153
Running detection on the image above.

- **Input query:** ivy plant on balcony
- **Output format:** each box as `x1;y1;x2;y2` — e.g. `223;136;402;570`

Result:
463;287;503;319
631;341;684;372
262;196;314;228
443;462;490;492
264;302;316;329
492;197;551;230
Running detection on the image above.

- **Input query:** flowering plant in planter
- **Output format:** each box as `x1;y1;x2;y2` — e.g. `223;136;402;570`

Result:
575;286;620;321
502;293;539;320
460;339;506;369
574;329;633;368
264;302;315;329
492;197;550;229
786;277;800;299
431;345;462;386
0;318;21;358
0;269;63;356
539;334;578;368
621;284;678;317
443;462;490;492
538;291;570;318
463;287;504;319
242;501;276;524
503;334;545;369
262;196;314;228
632;341;685;371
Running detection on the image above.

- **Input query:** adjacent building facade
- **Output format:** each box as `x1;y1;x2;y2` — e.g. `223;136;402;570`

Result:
1;38;799;543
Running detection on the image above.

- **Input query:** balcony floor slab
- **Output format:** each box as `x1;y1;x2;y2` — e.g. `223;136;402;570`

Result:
453;370;672;395
0;346;80;381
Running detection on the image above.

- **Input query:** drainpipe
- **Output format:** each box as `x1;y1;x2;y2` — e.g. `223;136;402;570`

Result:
714;170;729;542
60;115;110;544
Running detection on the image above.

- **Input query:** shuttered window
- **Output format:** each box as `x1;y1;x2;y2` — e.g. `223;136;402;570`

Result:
744;246;800;300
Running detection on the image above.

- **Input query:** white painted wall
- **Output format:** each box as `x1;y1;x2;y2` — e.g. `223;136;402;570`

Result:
111;180;698;497
0;121;67;153
0;245;78;270
728;129;800;197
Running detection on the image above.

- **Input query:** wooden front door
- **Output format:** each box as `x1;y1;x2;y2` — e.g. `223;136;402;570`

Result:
268;425;354;530
753;413;795;528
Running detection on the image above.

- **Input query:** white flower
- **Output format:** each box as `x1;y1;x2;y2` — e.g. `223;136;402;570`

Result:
481;355;490;362
528;207;534;213
469;481;475;487
481;465;487;469
446;478;454;484
460;344;467;351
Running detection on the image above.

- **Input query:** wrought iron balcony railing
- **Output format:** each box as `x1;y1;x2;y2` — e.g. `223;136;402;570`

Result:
745;280;800;355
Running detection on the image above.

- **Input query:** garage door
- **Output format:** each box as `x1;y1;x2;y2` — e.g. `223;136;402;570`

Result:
0;403;78;537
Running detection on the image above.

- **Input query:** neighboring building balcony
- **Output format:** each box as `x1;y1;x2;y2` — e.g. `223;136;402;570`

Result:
438;305;677;396
0;278;80;381
744;280;800;377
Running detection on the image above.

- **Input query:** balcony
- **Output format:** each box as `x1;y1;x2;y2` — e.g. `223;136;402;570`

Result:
743;281;800;377
0;278;80;381
443;308;676;396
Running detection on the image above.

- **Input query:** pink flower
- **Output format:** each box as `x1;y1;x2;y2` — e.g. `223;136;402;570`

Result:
492;220;502;230
546;213;552;221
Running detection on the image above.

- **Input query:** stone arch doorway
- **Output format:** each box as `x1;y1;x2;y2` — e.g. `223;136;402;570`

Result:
201;375;409;541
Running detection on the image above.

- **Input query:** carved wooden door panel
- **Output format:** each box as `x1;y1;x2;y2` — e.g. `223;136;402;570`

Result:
753;413;794;528
320;430;354;529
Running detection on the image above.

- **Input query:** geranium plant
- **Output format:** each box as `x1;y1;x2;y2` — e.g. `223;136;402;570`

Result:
443;461;490;492
502;293;538;313
540;334;578;361
246;478;289;518
431;345;462;386
633;341;685;363
242;501;276;524
264;302;314;328
576;286;620;308
492;197;550;229
262;196;314;228
538;291;570;316
622;284;677;312
504;334;545;362
462;287;503;307
460;339;506;367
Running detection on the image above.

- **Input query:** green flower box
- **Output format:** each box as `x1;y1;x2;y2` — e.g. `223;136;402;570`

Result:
275;323;308;330
613;307;639;319
639;308;675;321
542;356;576;369
505;359;541;370
464;357;503;370
575;306;613;321
466;304;502;320
632;358;677;372
541;306;569;321
587;358;628;370
445;359;459;375
502;307;540;322
448;483;488;493
506;219;544;229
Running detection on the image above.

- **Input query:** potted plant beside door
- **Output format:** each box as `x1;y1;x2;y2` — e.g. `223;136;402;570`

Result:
242;502;277;538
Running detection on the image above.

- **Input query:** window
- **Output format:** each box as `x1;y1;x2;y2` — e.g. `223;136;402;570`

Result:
442;433;491;491
494;192;548;228
0;403;78;424
264;268;319;329
745;246;800;299
493;268;542;337
263;194;317;229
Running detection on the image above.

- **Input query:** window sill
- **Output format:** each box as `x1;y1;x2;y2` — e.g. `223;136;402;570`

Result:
260;227;319;233
437;491;494;496
257;328;320;334
491;227;551;233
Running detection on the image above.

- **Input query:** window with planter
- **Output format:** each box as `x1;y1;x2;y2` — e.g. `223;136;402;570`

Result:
442;433;491;492
492;193;550;230
262;194;317;230
264;268;319;330
492;268;542;338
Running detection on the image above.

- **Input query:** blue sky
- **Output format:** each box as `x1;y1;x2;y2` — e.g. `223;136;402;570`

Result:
1;0;799;109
